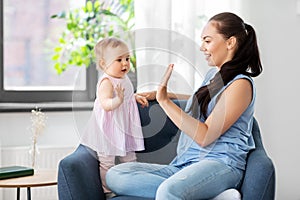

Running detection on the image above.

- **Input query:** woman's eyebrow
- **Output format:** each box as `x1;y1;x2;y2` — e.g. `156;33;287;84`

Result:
202;36;212;40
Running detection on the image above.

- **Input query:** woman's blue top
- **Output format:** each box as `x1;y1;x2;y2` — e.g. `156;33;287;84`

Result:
170;68;256;170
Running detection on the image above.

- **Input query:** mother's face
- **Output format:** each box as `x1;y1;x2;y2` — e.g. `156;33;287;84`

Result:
200;21;236;69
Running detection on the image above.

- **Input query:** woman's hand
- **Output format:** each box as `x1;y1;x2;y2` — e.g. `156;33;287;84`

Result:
156;64;174;104
135;94;149;108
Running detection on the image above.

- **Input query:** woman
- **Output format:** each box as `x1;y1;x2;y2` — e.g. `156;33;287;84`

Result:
106;12;263;199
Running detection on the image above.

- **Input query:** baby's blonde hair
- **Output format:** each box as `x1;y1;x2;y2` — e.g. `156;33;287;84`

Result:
94;37;128;70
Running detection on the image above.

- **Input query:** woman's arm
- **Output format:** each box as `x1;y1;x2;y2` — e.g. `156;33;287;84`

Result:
98;78;124;111
167;92;191;100
157;64;252;147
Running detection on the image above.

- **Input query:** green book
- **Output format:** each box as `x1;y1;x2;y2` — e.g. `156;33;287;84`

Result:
0;166;34;180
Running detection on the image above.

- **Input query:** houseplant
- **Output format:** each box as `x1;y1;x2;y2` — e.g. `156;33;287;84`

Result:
51;0;135;75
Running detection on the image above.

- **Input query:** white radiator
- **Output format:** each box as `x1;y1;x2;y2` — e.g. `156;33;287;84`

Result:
0;146;76;200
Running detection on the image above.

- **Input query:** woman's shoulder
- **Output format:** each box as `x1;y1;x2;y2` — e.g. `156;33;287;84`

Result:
221;74;255;95
231;74;254;86
224;74;256;103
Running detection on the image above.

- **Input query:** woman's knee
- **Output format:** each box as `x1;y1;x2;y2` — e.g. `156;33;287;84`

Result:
106;162;134;191
156;179;185;199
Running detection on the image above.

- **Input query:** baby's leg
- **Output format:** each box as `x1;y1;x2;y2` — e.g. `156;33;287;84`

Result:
119;151;137;163
98;154;115;193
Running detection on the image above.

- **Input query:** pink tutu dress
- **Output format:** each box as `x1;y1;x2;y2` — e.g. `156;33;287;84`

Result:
80;73;145;156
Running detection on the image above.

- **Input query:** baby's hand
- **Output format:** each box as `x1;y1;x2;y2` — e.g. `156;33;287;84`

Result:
135;94;149;108
137;91;156;100
115;84;124;104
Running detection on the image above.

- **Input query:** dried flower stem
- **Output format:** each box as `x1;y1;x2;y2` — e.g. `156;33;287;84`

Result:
30;107;46;168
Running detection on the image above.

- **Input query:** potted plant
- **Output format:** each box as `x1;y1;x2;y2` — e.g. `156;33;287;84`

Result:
51;0;135;75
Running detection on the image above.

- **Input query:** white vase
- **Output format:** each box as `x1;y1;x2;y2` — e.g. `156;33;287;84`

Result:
28;141;40;169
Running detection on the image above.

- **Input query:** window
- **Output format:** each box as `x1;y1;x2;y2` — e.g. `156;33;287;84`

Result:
0;0;97;104
1;0;241;106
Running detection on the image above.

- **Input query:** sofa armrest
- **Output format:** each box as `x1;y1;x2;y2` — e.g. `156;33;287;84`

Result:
58;144;105;200
240;149;276;200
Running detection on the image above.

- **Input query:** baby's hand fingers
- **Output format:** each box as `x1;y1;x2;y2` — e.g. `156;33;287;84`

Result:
141;97;149;107
115;84;124;96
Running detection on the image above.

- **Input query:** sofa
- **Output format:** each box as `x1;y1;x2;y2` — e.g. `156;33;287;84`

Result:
57;100;276;200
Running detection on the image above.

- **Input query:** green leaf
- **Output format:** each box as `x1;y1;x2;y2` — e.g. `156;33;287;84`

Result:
86;1;93;12
83;58;91;67
52;54;60;61
61;63;67;71
54;63;62;74
94;1;101;10
54;47;62;53
101;9;117;17
59;37;66;44
108;29;114;36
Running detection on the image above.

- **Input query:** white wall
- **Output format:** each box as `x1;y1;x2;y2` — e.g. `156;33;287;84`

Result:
1;1;300;199
0;110;91;148
241;0;300;199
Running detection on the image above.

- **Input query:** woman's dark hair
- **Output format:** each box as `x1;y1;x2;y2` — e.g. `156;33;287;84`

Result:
190;12;263;118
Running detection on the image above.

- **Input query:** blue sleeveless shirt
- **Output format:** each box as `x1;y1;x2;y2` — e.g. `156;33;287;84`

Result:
170;68;256;170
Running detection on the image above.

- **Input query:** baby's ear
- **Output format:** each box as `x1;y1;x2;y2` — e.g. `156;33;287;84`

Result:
100;59;106;68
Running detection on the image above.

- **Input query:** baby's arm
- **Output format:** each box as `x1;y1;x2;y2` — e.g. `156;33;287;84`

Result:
137;91;190;100
98;78;124;111
135;94;149;108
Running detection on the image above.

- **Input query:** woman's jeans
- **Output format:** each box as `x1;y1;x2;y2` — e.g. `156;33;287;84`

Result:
106;159;243;200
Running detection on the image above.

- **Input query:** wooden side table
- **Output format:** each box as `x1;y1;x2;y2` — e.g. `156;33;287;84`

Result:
0;169;57;200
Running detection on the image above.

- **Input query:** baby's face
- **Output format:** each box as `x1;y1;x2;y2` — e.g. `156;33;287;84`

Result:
103;45;131;78
103;45;129;65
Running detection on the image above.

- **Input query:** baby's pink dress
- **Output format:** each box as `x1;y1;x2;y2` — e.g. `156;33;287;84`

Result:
81;73;145;156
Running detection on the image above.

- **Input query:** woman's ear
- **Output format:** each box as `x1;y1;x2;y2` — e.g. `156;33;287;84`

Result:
227;36;237;50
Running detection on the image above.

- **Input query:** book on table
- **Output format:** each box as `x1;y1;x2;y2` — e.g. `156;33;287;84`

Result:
0;166;34;180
